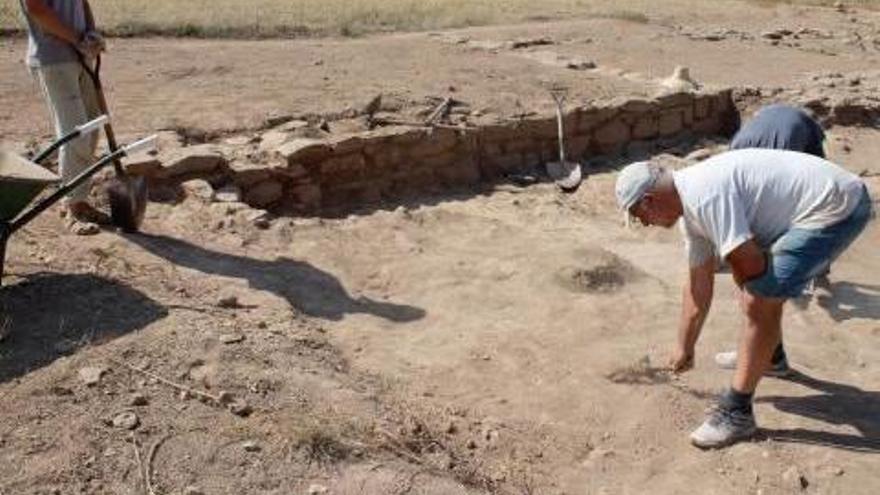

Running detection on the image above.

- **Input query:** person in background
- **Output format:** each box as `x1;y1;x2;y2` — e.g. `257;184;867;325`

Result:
19;0;107;235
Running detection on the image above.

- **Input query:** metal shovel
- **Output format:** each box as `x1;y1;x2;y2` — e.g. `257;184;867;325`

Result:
78;53;148;232
545;88;583;193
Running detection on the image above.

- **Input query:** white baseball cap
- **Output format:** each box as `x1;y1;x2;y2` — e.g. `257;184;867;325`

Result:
615;161;661;212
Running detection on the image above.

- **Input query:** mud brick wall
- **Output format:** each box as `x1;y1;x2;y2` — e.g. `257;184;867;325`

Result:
269;89;737;211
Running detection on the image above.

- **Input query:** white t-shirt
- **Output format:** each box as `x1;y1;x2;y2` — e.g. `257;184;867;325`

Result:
673;148;865;267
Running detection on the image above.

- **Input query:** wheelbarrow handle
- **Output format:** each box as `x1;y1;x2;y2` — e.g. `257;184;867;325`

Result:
32;114;110;165
9;135;157;234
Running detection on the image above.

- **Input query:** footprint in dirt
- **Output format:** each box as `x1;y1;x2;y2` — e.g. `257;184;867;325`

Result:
555;249;642;294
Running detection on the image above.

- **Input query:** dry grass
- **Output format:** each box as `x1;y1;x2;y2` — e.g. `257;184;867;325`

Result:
0;0;654;38
1;0;879;39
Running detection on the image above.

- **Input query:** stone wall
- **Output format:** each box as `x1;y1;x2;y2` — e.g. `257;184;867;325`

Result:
143;89;737;213
277;89;736;211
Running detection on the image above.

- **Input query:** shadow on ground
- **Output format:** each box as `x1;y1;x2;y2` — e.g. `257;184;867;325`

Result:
126;233;426;323
758;370;880;453
0;272;168;384
816;281;880;322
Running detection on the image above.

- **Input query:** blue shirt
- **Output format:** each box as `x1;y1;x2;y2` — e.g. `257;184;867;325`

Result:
730;104;826;158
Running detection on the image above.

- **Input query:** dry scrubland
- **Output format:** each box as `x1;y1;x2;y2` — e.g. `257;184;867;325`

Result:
1;0;879;38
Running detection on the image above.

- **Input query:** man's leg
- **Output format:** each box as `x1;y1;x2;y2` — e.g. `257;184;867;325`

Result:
34;62;107;231
733;291;784;392
692;291;784;448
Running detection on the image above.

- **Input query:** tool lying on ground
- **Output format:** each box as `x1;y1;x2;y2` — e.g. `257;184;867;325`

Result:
545;88;583;193
0;115;157;285
77;52;148;232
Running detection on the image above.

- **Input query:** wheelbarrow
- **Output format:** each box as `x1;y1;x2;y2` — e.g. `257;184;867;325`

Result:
0;115;157;286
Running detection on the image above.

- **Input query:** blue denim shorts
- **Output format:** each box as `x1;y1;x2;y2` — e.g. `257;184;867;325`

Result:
746;186;873;299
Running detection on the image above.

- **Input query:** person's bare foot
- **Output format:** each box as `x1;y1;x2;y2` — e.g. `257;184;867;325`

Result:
68;202;110;224
66;202;110;235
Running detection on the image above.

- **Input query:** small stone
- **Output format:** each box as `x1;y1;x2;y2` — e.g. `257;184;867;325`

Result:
242;440;261;452
246;210;272;229
51;385;74;396
266;113;295;128
219;333;245;344
183;486;205;495
217;295;240;309
217;391;234;405
307;484;329;495
183;179;214;201
446;421;458;434
129;393;149;407
179;390;192;401
111;411;140;430
228;399;252;417
466;439;478;449
257;321;268;329
79;366;108;386
782;466;809;491
214;185;242;203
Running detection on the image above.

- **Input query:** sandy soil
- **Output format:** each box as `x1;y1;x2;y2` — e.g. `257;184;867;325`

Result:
2;2;880;494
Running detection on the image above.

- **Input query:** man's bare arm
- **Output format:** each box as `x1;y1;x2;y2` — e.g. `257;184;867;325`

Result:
23;0;79;44
671;256;715;372
726;239;767;287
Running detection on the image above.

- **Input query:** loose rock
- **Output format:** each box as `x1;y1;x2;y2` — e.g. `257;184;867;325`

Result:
217;295;241;309
129;393;149;407
228;399;252;417
782;466;809;491
219;333;245;344
242;440;261;452
79;366;108;387
111;411;140;430
183;179;214;201
160;144;226;178
308;485;329;495
183;486;205;495
214;185;242;203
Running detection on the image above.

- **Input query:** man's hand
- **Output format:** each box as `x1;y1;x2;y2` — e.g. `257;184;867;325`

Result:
76;30;105;59
669;349;695;374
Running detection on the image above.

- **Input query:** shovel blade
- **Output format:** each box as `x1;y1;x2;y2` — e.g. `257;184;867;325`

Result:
546;160;583;193
107;175;147;232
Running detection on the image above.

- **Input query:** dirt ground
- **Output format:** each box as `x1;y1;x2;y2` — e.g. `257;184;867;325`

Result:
2;2;880;494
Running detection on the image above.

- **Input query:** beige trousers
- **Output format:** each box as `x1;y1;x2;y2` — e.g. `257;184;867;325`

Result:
31;62;101;203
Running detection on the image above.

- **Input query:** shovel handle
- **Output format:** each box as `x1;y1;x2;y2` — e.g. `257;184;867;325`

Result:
76;52;125;177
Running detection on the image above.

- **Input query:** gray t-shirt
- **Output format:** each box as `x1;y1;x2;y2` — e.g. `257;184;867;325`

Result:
674;149;864;267
20;0;89;67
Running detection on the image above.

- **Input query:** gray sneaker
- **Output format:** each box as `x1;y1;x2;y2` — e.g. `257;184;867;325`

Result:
713;351;791;378
690;405;757;449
